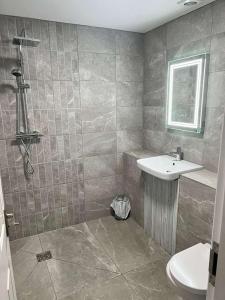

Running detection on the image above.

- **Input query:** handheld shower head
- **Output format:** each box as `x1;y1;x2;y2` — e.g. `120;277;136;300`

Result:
11;68;22;77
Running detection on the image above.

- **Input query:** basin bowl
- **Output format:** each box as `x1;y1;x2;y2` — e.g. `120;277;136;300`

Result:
137;155;203;181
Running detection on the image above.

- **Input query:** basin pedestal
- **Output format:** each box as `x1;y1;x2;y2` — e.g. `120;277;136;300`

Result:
144;173;178;254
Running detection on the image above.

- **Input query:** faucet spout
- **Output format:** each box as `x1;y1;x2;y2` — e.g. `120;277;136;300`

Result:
169;147;184;161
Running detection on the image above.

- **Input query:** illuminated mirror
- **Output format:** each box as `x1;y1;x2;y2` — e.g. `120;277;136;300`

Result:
166;54;208;135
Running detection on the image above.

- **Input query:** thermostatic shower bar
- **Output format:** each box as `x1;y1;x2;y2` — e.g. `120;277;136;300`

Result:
11;29;42;178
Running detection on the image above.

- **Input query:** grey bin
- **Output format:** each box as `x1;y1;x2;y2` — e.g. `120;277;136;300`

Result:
110;195;131;220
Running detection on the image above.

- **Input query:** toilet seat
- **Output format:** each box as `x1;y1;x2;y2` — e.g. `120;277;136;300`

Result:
167;243;211;295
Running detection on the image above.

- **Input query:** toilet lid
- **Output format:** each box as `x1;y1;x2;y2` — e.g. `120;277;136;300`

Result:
169;243;211;295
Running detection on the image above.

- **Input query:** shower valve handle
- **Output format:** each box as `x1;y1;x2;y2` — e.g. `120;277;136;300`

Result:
5;212;14;219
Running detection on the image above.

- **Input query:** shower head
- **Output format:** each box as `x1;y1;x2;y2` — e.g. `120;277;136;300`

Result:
11;68;22;77
12;36;40;47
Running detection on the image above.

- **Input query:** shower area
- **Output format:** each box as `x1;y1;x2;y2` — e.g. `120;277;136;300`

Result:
0;9;146;241
0;17;87;240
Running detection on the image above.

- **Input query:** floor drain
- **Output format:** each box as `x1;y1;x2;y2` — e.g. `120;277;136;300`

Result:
36;250;52;262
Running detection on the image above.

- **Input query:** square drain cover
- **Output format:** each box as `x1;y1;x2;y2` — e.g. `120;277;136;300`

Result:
36;250;52;262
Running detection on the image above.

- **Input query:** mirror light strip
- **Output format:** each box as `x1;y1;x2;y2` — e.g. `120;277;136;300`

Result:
167;57;205;130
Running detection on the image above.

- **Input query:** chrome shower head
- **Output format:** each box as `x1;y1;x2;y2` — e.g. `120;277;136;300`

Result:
11;68;22;77
12;36;40;47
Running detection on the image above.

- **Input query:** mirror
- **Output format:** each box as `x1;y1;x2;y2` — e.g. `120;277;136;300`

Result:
166;54;208;135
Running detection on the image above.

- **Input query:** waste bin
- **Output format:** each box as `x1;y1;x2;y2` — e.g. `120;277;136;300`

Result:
110;195;131;220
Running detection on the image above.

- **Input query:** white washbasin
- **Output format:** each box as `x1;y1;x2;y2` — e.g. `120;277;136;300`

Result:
137;155;203;181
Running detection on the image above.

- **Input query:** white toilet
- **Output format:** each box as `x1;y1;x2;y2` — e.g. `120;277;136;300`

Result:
166;243;211;300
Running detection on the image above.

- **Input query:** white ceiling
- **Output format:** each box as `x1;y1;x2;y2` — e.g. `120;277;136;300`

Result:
0;0;215;33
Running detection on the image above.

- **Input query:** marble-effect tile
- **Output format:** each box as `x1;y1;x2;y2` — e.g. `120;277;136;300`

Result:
86;217;168;273
143;1;223;175
60;276;142;300
10;235;42;257
0;14;144;240
11;217;176;300
124;260;179;300
39;223;118;272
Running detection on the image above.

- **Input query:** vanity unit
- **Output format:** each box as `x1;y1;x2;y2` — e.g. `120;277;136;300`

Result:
129;52;212;254
137;150;203;254
123;150;216;254
123;52;214;254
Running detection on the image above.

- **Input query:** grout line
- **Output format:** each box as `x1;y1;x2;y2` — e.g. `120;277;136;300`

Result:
3;173;118;193
76;25;86;223
121;257;164;277
46;255;120;275
120;272;146;300
45;259;58;299
84;218;123;275
12;248;39;257
12;248;39;285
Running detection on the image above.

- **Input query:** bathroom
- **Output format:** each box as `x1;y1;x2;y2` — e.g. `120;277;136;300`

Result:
0;0;225;299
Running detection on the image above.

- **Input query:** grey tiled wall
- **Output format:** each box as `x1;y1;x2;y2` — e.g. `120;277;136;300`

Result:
176;176;215;252
1;1;224;240
0;16;144;239
123;152;144;228
143;1;225;172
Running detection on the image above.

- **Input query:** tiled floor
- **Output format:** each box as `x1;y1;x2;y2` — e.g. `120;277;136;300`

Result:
10;216;179;300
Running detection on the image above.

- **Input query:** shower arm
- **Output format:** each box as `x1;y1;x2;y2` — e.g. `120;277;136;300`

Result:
17;46;24;80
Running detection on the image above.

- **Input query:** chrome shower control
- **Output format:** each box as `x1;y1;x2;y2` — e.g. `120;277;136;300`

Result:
4;211;20;236
5;212;14;219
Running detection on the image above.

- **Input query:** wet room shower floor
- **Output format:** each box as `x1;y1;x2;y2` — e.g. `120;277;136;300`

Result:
10;216;179;300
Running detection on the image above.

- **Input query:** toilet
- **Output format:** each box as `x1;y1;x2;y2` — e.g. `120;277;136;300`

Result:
166;243;211;300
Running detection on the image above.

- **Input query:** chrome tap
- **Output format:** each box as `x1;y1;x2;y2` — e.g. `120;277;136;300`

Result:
169;147;183;161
